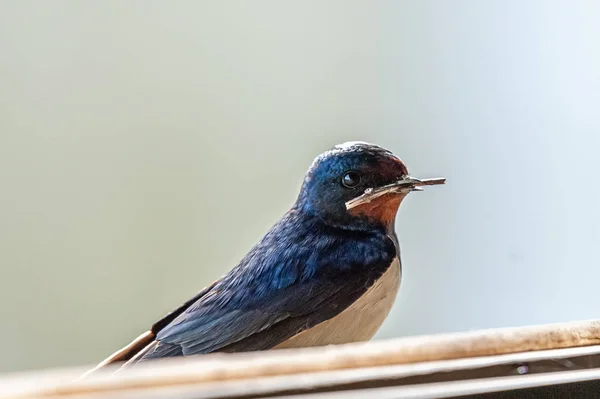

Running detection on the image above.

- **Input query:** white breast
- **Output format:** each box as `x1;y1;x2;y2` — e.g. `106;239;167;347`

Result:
274;257;401;349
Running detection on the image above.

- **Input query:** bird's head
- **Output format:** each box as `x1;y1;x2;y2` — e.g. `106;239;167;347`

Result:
296;141;418;231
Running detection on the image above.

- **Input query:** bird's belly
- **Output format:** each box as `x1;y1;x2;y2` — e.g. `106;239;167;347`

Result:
274;257;401;349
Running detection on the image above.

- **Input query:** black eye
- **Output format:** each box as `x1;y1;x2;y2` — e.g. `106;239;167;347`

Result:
341;171;361;188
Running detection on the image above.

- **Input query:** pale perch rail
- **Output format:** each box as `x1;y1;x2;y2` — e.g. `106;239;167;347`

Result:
2;319;600;399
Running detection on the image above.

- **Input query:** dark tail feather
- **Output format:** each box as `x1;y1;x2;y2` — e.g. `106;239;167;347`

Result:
76;331;155;380
120;341;182;369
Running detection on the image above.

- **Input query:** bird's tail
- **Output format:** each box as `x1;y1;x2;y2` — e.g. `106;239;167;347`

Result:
75;330;155;380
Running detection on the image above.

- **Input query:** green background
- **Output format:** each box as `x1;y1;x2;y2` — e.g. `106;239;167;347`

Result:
1;0;599;372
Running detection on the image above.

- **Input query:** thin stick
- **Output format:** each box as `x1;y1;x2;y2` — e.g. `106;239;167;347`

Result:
346;177;446;210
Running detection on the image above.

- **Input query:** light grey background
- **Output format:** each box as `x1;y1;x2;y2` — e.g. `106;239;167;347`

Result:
1;0;599;372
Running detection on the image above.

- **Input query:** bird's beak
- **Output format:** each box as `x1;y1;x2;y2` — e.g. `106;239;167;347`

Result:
345;176;445;211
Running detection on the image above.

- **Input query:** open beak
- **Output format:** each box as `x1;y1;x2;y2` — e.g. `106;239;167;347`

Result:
345;176;445;210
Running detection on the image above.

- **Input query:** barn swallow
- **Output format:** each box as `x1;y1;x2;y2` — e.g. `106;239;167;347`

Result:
88;141;444;373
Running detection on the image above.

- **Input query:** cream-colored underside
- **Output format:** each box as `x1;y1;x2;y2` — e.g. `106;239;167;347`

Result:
274;257;401;349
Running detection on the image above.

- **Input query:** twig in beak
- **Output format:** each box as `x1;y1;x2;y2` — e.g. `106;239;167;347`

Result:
345;177;446;210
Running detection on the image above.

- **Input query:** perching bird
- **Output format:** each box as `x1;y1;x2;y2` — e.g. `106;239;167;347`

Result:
88;141;443;373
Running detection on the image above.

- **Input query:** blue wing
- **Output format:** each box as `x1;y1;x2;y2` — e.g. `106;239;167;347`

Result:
137;211;395;361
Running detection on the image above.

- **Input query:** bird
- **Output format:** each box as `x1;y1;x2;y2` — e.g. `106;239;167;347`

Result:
87;141;443;373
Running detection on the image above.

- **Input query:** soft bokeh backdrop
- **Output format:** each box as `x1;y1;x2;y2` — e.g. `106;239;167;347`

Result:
1;0;599;372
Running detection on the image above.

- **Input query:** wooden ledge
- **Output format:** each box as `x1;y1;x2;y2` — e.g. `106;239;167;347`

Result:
2;319;600;399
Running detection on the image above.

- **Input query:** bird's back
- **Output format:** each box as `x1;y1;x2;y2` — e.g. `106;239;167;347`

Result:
124;210;398;366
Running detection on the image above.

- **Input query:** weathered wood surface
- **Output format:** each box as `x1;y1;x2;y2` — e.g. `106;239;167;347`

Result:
2;319;600;399
266;368;600;399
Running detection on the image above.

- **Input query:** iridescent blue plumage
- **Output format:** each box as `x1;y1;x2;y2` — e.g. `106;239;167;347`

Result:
146;209;396;357
100;142;414;366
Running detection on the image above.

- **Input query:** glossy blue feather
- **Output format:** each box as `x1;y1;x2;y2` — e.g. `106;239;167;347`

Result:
136;142;408;360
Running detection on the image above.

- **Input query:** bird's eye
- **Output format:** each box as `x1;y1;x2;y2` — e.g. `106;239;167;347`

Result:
341;171;361;188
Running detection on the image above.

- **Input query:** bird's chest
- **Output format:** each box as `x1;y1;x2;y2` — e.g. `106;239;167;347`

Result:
274;256;401;349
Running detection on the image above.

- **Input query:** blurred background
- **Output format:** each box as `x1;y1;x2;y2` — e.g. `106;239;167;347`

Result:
1;0;599;373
